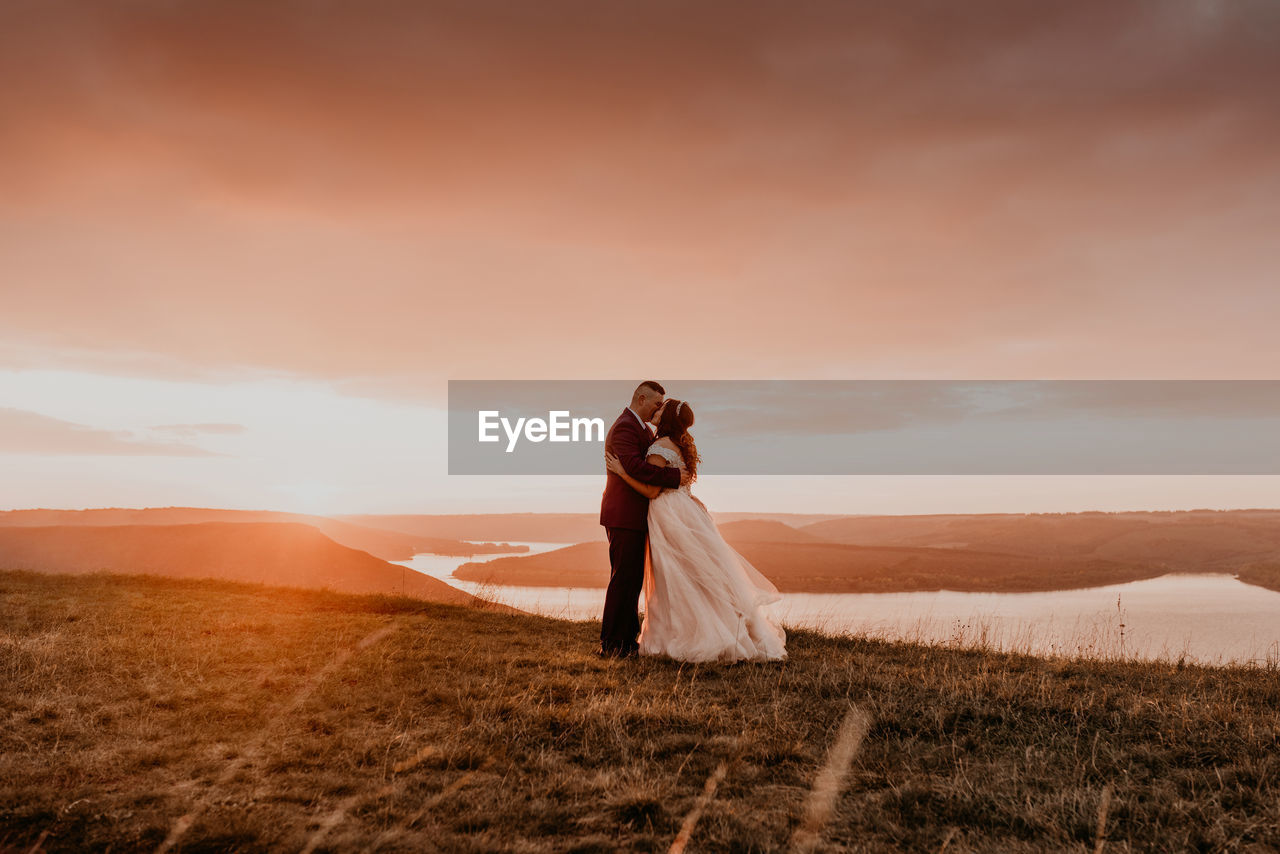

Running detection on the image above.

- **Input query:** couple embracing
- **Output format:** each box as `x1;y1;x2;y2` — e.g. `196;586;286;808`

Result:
596;380;787;663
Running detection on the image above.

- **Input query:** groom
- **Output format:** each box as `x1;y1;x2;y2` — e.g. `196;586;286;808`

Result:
598;380;691;658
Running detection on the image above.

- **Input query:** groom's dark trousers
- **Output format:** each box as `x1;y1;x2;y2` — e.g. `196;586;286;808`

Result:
599;408;682;653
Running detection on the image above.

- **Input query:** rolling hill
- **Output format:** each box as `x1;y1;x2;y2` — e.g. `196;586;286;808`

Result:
0;507;524;561
0;521;484;605
801;509;1280;570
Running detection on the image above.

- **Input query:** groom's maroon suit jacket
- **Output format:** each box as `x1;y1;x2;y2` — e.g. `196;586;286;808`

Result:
599;408;682;531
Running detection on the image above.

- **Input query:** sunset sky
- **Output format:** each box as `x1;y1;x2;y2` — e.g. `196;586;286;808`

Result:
2;1;1278;515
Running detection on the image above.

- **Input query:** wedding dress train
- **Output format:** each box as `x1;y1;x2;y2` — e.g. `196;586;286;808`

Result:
638;443;787;663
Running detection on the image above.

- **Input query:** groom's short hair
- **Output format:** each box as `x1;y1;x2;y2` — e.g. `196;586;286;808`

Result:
635;380;665;397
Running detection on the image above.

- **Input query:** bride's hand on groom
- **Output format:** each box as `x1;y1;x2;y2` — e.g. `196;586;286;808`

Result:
604;451;625;476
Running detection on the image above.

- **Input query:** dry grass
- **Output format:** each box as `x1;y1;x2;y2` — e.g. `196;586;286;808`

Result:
2;569;1279;852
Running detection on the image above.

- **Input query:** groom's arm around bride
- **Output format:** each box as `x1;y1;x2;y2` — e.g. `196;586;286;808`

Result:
599;406;683;530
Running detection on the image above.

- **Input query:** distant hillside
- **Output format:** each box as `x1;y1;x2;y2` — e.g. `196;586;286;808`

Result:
801;509;1280;570
0;522;484;605
713;519;828;543
454;521;831;588
1237;561;1280;593
341;513;609;543
0;507;524;560
339;512;847;544
459;541;611;587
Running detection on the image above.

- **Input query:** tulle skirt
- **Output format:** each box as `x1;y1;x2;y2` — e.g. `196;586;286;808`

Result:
639;490;787;663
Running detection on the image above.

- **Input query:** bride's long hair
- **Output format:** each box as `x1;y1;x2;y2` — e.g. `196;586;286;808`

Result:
654;399;700;480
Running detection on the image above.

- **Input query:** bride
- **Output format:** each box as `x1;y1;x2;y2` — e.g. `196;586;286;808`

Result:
604;398;787;663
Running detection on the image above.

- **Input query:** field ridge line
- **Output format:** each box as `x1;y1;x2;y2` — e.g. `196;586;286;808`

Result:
668;759;729;854
789;703;872;853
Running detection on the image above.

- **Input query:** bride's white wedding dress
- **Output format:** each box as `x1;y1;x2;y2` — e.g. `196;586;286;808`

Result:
639;442;787;663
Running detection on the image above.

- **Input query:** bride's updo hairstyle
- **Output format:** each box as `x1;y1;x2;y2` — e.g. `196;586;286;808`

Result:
654;399;701;480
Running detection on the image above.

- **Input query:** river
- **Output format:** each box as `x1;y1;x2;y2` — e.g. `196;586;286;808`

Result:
392;542;1280;667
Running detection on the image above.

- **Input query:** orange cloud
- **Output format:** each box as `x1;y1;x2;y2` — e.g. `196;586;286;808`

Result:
1;1;1277;402
0;407;226;456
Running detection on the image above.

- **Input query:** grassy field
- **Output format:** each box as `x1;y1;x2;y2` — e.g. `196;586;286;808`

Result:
2;570;1279;853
